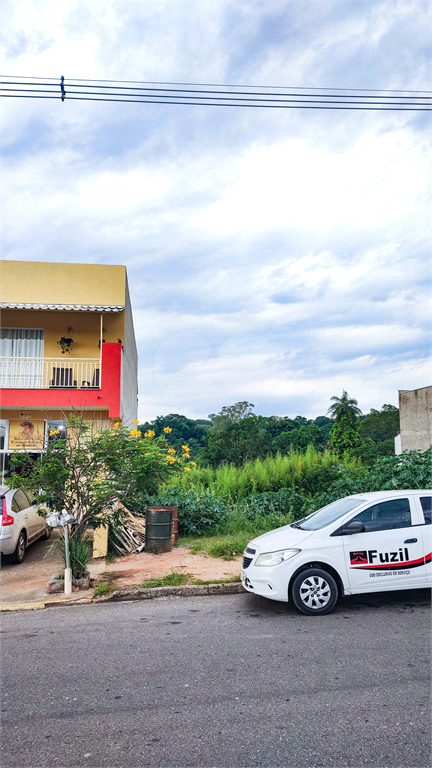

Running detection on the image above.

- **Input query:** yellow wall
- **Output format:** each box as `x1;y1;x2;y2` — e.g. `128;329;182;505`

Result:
1;410;112;422
1;309;125;358
0;261;126;307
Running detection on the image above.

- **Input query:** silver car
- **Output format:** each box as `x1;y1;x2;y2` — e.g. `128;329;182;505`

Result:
0;485;50;563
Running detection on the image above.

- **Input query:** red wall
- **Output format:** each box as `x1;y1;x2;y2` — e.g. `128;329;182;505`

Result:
0;343;122;418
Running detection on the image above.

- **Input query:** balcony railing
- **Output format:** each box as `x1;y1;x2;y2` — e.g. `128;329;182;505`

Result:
0;357;101;389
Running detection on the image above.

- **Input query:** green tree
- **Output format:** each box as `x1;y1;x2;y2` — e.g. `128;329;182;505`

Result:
290;423;326;451
329;418;361;455
350;404;400;462
359;404;399;443
9;413;189;530
208;401;256;431
327;390;362;423
201;404;269;467
313;416;334;442
139;413;211;460
201;415;267;467
328;391;362;456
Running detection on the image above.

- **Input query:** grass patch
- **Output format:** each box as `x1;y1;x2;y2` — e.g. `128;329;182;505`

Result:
140;571;192;588
207;534;248;560
94;572;116;596
177;534;250;560
140;571;241;588
189;541;205;554
192;575;241;585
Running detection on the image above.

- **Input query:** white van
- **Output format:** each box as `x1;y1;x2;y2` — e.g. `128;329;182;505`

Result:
241;490;431;615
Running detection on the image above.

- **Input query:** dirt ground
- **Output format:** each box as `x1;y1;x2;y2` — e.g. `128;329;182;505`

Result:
102;547;242;589
0;530;242;605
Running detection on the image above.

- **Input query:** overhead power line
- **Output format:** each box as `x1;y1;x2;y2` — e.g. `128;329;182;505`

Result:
1;76;431;110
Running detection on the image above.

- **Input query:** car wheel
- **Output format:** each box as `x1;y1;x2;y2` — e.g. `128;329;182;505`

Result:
43;526;51;540
291;568;339;615
12;530;27;564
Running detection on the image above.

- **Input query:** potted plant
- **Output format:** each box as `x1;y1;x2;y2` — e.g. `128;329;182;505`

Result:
58;327;74;354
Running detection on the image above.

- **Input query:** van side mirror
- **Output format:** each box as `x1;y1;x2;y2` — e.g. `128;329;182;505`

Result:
341;520;365;535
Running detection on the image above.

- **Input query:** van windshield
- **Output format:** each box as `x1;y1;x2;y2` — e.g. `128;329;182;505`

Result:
293;497;364;531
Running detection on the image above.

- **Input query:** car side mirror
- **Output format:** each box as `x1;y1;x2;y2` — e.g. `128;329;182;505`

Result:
341;520;366;535
31;500;39;506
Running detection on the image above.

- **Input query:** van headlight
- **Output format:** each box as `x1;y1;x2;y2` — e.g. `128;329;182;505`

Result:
255;549;301;567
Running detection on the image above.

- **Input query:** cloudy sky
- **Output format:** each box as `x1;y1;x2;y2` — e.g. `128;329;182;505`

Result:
3;0;431;422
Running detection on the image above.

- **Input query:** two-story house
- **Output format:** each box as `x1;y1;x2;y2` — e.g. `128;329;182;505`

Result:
0;260;138;480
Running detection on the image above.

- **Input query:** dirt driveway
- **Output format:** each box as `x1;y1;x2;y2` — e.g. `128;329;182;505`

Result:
0;530;76;605
0;532;242;606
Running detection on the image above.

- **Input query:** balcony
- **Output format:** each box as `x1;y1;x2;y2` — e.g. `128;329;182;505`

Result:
0;357;101;389
0;344;121;418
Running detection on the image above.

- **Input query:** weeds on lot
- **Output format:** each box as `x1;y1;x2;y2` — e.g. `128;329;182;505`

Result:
94;572;116;596
178;534;248;560
140;571;192;588
207;535;249;560
140;570;241;588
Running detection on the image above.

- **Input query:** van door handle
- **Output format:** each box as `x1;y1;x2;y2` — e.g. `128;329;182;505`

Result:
404;538;417;544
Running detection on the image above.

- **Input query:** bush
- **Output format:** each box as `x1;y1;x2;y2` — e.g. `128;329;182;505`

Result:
49;527;93;579
143;488;229;536
301;449;432;511
367;449;432;491
225;489;307;534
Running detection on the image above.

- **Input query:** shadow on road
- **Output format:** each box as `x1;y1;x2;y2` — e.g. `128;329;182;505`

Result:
241;587;431;616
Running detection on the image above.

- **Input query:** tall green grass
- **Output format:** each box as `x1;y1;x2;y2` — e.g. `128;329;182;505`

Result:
148;448;431;543
169;447;359;501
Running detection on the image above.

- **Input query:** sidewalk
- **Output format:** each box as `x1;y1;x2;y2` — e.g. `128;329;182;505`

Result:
0;531;243;610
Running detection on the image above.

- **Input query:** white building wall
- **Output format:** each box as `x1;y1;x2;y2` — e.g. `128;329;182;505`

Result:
394;433;402;455
120;279;138;426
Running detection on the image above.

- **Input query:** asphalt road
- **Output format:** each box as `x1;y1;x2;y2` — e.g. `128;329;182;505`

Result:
1;589;430;768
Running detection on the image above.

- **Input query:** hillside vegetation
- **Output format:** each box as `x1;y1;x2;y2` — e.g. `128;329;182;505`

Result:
140;448;431;544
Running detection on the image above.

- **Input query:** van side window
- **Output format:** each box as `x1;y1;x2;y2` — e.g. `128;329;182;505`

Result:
420;497;431;525
350;498;411;533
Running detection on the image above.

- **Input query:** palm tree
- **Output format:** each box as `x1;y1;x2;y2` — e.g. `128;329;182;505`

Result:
327;390;362;423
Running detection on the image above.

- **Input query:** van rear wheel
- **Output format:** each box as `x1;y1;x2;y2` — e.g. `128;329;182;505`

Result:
291;568;338;615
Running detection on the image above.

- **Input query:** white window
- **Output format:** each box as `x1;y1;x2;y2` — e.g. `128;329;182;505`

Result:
0;329;44;387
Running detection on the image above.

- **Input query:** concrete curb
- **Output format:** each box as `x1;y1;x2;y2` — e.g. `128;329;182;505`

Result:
0;602;47;612
0;582;245;612
94;581;245;603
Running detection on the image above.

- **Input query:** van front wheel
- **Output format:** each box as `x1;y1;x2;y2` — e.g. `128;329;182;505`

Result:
291;568;338;615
